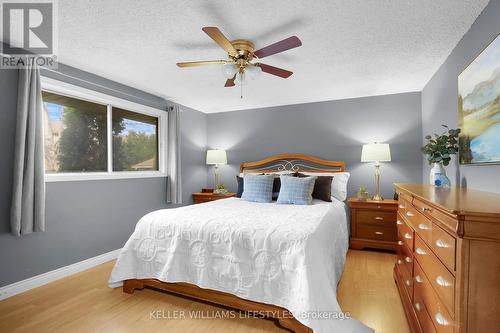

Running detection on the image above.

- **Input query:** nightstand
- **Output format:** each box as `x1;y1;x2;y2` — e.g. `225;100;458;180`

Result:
192;192;236;204
348;198;398;252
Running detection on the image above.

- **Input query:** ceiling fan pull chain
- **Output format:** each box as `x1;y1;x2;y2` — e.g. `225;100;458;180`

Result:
240;80;243;99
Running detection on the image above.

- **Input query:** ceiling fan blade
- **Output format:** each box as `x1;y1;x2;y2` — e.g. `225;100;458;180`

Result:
202;27;237;55
254;36;302;59
224;75;236;87
257;63;293;78
176;60;227;68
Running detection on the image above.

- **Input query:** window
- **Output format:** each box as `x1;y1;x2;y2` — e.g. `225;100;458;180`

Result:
43;92;108;173
112;108;158;171
41;78;167;181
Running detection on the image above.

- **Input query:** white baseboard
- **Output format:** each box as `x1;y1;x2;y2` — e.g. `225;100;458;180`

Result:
0;248;122;301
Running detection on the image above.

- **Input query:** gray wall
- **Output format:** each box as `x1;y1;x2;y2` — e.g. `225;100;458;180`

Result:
0;63;207;287
421;0;500;193
207;92;422;199
180;106;208;204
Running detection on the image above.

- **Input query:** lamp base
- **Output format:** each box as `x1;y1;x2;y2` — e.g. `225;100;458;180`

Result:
372;162;383;201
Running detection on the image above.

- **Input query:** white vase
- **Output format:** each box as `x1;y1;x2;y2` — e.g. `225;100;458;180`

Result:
429;162;446;185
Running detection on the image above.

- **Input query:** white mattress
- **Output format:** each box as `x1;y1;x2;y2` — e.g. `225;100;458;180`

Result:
108;198;372;333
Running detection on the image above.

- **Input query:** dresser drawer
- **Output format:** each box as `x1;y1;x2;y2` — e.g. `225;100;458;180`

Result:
397;213;414;250
413;290;438;333
414;236;455;316
399;241;414;278
356;224;396;241
398;191;413;207
414;261;454;333
194;197;211;203
430;225;456;272
356;210;396;226
413;197;458;232
398;197;410;215
405;205;433;243
193;194;235;204
397;252;414;299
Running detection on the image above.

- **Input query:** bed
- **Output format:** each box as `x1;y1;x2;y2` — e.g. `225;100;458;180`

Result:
108;154;372;333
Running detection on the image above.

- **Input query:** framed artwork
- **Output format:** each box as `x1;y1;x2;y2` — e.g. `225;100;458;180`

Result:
458;33;500;165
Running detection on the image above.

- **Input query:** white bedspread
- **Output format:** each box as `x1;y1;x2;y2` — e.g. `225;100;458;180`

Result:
108;198;372;333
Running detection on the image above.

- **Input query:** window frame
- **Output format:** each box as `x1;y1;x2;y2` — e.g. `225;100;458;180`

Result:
41;77;168;182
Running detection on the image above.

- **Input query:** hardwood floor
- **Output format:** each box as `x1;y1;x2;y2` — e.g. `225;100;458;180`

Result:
337;250;410;333
0;250;409;333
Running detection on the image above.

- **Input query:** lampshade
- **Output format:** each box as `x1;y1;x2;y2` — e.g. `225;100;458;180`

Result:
222;63;239;79
361;143;391;162
206;149;227;165
234;72;245;85
245;64;262;80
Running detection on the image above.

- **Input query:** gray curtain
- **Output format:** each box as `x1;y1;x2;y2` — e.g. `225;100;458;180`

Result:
167;104;182;204
10;61;45;236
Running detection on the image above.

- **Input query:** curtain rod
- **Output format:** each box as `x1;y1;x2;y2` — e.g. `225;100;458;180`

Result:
40;66;170;109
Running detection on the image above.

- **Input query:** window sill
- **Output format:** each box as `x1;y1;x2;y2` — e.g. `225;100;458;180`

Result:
45;172;167;182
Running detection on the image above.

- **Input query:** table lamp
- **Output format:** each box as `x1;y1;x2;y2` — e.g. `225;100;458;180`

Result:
206;149;227;190
361;143;391;201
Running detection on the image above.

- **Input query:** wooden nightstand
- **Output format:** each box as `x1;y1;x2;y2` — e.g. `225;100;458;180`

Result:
192;192;236;204
348;198;399;252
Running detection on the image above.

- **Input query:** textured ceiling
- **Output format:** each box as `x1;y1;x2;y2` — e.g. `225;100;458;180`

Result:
56;0;489;113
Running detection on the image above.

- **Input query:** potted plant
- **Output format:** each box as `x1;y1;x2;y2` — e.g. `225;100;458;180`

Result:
357;186;370;201
213;183;228;195
421;125;460;186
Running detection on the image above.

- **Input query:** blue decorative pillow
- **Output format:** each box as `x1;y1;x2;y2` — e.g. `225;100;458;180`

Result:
241;174;274;203
277;175;317;205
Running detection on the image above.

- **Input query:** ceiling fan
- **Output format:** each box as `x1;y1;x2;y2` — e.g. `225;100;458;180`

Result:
176;27;302;96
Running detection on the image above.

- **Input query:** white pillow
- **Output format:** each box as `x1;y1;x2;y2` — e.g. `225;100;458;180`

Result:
296;172;350;201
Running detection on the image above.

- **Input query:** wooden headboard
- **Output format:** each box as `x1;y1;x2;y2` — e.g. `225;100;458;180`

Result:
240;153;346;173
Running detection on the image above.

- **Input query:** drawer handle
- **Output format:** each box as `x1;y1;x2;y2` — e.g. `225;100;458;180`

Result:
418;223;430;230
404;233;412;240
398;241;404;246
405;279;411;287
435;239;449;248
397;259;402;265
435;313;448;326
375;231;384;235
414;302;421;311
436;276;451;287
375;217;384;221
415;275;423;283
421;207;432;213
406;211;414;217
415;247;426;255
396;220;403;225
405;256;412;263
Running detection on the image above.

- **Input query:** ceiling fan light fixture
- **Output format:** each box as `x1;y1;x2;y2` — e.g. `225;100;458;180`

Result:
177;26;301;93
245;64;262;80
222;62;239;79
234;72;246;85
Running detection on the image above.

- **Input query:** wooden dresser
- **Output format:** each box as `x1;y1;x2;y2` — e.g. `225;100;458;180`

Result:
394;183;500;333
348;198;399;252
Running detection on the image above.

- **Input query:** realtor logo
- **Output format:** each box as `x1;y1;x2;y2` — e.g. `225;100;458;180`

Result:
1;0;57;68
